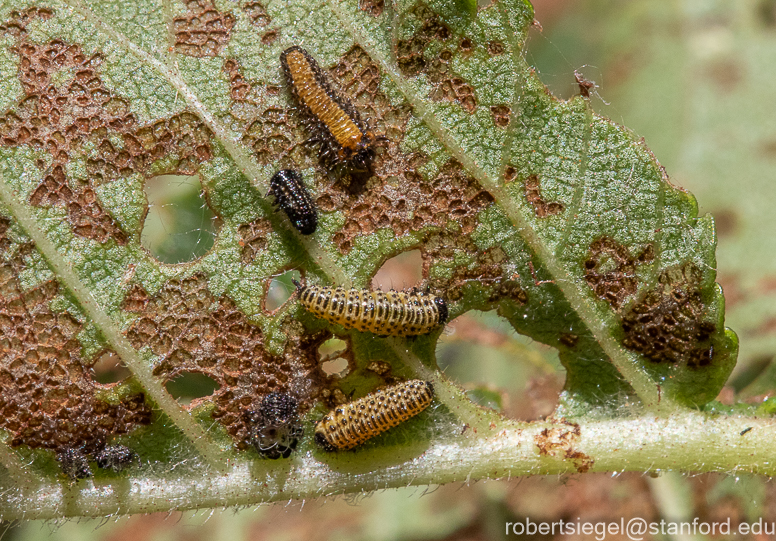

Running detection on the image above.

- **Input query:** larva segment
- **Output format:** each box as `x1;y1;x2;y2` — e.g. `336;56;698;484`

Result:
315;380;434;451
268;169;318;235
280;46;375;171
296;285;448;336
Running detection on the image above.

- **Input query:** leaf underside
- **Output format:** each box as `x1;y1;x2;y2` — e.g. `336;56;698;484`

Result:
0;0;739;519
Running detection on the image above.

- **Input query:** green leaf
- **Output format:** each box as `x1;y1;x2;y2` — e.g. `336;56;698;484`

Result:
0;0;747;520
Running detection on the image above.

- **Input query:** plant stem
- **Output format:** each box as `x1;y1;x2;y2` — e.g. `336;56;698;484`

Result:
0;410;770;520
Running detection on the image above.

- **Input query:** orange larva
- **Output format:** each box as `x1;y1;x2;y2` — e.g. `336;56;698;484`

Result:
295;284;448;336
315;380;434;451
280;46;375;171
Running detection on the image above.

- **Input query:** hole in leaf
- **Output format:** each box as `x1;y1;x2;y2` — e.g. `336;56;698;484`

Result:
318;338;350;378
265;270;301;313
372;250;423;290
322;357;349;378
466;387;505;412
92;351;131;384
437;310;563;421
165;372;220;404
318;337;347;360
141;174;219;264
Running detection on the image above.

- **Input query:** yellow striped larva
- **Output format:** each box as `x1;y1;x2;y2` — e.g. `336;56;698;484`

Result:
315;380;434;451
295;283;448;336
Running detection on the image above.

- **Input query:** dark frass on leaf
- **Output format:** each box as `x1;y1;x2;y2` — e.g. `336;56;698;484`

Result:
280;46;376;172
95;445;138;472
57;448;92;481
296;284;448;336
268;170;318;235
244;393;304;459
315;380;434;451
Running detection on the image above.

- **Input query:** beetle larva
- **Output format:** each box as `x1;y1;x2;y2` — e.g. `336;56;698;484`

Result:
315;380;434;451
244;392;304;459
268;169;318;235
280;45;375;171
295;284;448;336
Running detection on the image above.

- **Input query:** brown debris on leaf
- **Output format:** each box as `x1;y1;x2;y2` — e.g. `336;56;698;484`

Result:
0;11;213;245
622;264;718;368
173;0;236;57
0;219;151;453
524;174;564;217
583;236;654;309
395;4;477;113
574;70;597;99
534;419;594;473
124;273;327;449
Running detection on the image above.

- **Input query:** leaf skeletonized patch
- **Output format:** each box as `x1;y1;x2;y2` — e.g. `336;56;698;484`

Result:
172;0;236;57
0;219;152;457
0;9;213;246
124;274;327;449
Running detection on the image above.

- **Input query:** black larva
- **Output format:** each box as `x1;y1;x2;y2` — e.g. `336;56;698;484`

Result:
244;392;304;459
57;447;92;481
268;169;318;235
95;444;138;472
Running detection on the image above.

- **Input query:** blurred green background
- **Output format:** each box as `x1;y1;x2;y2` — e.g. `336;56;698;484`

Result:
10;0;776;539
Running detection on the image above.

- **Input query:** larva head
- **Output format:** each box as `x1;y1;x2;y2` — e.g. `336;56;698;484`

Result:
350;144;376;173
434;296;449;325
293;214;317;235
314;421;337;452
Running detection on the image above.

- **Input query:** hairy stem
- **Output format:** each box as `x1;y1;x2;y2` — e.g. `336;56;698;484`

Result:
0;440;41;492
0;411;770;520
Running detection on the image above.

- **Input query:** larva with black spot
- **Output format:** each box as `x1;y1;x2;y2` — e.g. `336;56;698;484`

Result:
268;169;318;235
295;283;448;336
315;380;434;451
280;46;375;171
